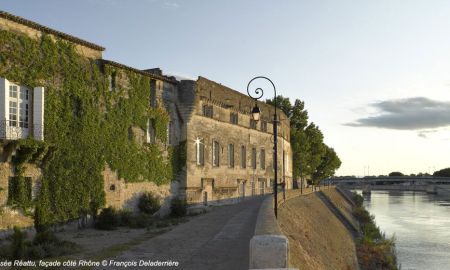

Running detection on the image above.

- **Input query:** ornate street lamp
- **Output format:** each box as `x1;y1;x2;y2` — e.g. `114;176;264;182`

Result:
247;76;282;218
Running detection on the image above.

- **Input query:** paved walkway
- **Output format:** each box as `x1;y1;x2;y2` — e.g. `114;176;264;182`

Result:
104;196;266;270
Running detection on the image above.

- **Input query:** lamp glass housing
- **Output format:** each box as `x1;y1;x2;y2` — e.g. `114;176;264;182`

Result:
251;105;261;121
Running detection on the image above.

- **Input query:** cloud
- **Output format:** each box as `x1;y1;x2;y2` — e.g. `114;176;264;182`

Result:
417;128;450;140
345;97;450;130
162;0;180;8
417;129;438;139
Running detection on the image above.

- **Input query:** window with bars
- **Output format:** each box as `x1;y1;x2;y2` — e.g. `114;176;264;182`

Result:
212;140;220;167
228;144;234;168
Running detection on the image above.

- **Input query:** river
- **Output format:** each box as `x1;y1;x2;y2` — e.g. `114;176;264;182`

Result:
361;190;450;270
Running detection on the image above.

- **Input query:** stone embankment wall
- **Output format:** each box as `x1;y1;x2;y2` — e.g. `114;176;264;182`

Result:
277;187;359;270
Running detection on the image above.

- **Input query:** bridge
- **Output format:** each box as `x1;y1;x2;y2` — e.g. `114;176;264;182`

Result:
323;176;450;195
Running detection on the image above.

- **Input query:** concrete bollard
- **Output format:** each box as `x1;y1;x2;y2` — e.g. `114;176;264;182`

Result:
249;234;289;269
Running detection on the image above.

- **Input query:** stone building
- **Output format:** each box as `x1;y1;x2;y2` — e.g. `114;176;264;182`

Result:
0;10;293;225
0;10;180;218
177;77;293;205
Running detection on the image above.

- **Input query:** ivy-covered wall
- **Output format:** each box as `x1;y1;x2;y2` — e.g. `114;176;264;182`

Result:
0;29;184;226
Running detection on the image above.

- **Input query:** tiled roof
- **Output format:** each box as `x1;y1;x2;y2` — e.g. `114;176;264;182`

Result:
100;59;178;83
0;10;105;51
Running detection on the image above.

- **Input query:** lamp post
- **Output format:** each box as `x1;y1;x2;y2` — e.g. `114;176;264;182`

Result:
247;76;281;218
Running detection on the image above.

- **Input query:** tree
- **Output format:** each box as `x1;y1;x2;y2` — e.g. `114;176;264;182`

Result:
388;172;404;177
290;100;309;130
312;146;342;182
304;123;326;182
433;168;450;177
266;95;293;118
266;96;341;185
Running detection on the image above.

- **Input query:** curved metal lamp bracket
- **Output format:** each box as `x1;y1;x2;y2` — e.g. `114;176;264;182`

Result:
246;76;277;101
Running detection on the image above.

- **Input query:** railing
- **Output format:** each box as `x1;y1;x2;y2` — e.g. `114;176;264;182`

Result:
0;120;43;141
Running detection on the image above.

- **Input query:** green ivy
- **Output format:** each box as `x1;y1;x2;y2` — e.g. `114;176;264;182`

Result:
7;139;47;209
0;29;183;225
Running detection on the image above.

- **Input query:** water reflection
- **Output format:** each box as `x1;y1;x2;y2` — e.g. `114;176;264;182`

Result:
357;190;450;270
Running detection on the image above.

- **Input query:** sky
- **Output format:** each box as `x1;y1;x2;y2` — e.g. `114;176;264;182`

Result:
2;0;450;176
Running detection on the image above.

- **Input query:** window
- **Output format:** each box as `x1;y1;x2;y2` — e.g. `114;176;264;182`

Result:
241;146;246;168
212;140;220;167
9;100;17;127
230;113;238;124
196;138;205;166
9;84;17;98
150;79;156;107
109;72;116;91
250;119;257;129
260;149;266;170
147;119;156;143
228;144;234;168
261;120;267;132
251;147;257;169
203;104;213;118
8;84;29;128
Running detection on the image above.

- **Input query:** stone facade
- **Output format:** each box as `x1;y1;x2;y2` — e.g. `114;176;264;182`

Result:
177;77;293;205
102;165;178;215
0;10;294;222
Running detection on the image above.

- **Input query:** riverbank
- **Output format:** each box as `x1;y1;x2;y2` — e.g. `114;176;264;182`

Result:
278;187;398;270
278;188;359;270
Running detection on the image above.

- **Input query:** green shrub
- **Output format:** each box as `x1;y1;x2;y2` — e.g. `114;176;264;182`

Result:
170;198;187;217
33;230;58;245
0;244;11;259
353;192;364;207
0;227;78;260
118;209;133;226
129;213;153;228
353;206;372;224
26;245;46;260
10;226;27;259
95;207;119;230
138;192;161;215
